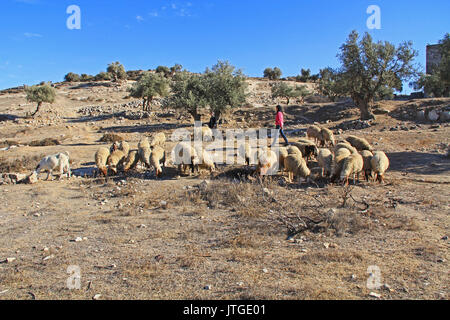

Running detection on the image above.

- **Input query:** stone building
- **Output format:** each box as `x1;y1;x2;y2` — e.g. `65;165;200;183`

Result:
426;44;442;74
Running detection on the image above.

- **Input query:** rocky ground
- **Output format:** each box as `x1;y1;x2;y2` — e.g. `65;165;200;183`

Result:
0;79;449;300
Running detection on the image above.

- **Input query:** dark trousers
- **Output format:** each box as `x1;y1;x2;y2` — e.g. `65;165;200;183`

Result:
276;125;289;145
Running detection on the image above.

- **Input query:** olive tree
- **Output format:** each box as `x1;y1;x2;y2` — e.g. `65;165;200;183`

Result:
263;67;282;80
204;60;247;121
25;84;56;117
107;61;127;82
64;72;80;82
128;72;170;111
336;31;419;120
164;72;208;121
271;82;310;105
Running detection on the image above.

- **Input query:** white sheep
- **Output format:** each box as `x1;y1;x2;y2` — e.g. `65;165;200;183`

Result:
346;135;373;151
195;147;216;173
256;149;279;176
370;151;390;183
334;141;358;155
331;147;351;181
138;138;152;168
150;132;166;148
34;152;71;181
317;148;333;177
360;150;374;181
150;145;166;177
307;125;322;143
320;128;335;147
107;150;126;175
340;153;364;185
284;154;311;183
122;150;140;173
173;142;199;175
95;147;110;177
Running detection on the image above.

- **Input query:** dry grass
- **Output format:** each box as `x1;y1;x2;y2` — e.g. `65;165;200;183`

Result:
28;138;61;147
99;133;124;143
0;153;45;173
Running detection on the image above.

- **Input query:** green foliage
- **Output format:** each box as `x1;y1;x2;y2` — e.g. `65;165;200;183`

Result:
203;60;247;118
107;61;127;82
156;65;171;77
80;74;93;82
128;72;170;111
263;67;282;80
336;30;418;119
164;72;208;120
25;84;56;117
64;72;80;82
95;72;112;81
164;61;247;121
412;33;450;97
317;67;346;101
271;82;310;105
170;64;183;76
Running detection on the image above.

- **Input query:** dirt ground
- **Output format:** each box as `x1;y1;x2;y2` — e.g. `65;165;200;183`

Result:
0;80;449;300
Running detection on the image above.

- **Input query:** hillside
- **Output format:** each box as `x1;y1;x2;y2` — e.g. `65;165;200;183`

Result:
0;79;449;300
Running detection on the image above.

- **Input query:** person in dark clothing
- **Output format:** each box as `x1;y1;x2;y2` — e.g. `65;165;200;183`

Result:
208;111;217;129
275;105;289;145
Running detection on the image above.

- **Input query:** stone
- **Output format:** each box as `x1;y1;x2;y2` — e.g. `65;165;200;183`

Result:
428;110;440;121
198;180;210;191
93;294;102;300
369;292;382;299
160;201;168;209
440;111;450;121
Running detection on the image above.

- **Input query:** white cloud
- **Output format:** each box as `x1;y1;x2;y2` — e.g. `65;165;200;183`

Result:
136;15;144;22
24;32;42;38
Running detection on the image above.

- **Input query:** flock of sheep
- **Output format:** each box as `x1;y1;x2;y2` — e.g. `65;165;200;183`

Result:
27;121;390;186
90;124;390;186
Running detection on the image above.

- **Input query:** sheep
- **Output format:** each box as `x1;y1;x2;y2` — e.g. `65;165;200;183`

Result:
277;147;289;171
334;142;358;155
138;138;151;168
291;141;318;161
34;152;71;181
370;151;390;183
287;145;303;159
320;128;335;147
331;148;351;181
283;155;311;183
196;147;216;173
307;125;322;143
317;148;333;177
173;142;199;175
346;135;373;151
150;132;166;148
194;126;213;142
256;149;279;176
122;150;140;173
340;153;364;185
360;150;374;181
107;150;126;175
95;147;110;177
119;141;130;157
150;145;166;177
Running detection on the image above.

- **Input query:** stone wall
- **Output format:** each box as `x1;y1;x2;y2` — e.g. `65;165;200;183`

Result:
426;44;442;74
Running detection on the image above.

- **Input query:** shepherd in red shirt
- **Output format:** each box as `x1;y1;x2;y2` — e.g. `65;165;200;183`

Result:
275;105;289;145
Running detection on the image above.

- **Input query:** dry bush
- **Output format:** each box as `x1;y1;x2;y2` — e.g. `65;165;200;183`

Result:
385;214;420;231
99;133;124;143
28;138;61;147
0;140;20;148
0;154;45;173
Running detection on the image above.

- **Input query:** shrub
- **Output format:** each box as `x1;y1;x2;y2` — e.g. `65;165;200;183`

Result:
25;84;56;117
64;72;80;82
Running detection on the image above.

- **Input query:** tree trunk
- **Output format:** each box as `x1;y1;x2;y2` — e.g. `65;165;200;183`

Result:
142;98;147;111
32;102;42;117
358;102;375;120
286;97;290;105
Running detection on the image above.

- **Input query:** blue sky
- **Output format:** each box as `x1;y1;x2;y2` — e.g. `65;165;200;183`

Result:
1;0;449;92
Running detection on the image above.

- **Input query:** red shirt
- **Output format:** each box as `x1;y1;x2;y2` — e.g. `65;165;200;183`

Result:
276;111;284;127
